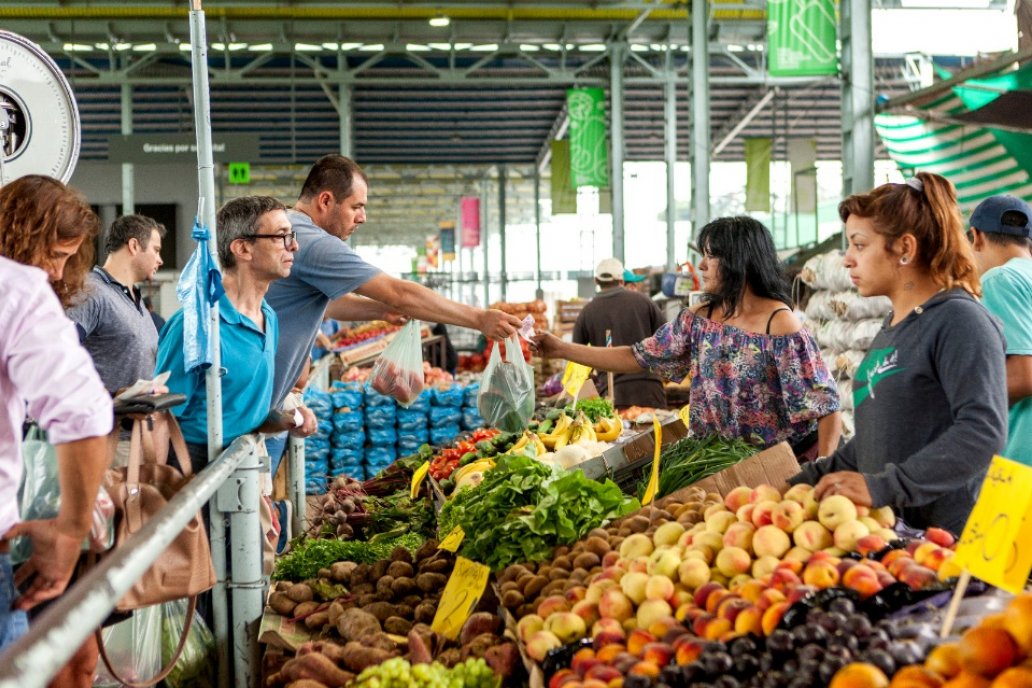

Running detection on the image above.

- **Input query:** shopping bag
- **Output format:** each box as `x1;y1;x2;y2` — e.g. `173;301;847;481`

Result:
477;335;536;432
93;604;163;687
368;319;425;406
12;425;114;565
161;599;216;688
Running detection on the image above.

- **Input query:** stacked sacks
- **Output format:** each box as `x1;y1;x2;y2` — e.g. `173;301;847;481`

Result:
364;391;398;476
461;382;485;431
329;381;365;479
429;385;463;445
302;387;333;494
397;389;431;456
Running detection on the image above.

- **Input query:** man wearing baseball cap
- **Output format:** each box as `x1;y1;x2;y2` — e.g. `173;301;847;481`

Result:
968;195;1032;466
571;258;667;408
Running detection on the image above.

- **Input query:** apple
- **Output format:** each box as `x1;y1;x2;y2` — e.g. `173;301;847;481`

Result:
818;495;858;530
771;500;805;532
753;525;792;559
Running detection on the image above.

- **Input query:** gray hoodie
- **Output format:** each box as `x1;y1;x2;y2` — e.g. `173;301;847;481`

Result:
790;289;1007;533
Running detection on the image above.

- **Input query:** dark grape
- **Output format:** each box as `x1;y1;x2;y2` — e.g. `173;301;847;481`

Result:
864;648;896;677
831;633;860;653
845;614;873;638
729;636;759;658
865;628;892;648
733;655;760;676
828;597;856;616
762;671;785;688
821;611;848;631
624;675;652;688
787;679;811;688
759;653;776;673
818;656;849;683
799;644;824;663
890;640;922;666
826;643;854;660
714;677;741;688
799;657;822;676
700;651;734;676
767;629;795;654
660;666;684;688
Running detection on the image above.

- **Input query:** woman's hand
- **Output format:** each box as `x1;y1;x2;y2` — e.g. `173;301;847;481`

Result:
814;471;873;507
530;332;566;359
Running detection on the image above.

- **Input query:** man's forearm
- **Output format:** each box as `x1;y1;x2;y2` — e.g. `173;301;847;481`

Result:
55;436;109;536
326;294;391;322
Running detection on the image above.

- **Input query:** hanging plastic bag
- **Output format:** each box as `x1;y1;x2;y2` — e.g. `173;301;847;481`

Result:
368;320;424;406
477;335;535;432
177;212;224;373
94;605;163;686
161;599;216;688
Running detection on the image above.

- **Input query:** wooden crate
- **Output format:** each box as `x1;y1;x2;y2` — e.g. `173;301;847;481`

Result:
555;299;588;324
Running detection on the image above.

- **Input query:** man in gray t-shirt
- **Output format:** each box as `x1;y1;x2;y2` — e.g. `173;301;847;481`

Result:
67;214;165;394
266;154;523;408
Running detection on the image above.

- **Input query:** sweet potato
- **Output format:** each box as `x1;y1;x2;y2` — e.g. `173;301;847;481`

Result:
485;642;520;679
339;641;395;673
407;626;434;664
459;612;500;646
279;653;353;687
304;610;329;630
335;607;381;642
292;601;320;619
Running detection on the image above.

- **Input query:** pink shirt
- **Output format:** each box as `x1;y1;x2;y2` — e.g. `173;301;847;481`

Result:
0;257;113;534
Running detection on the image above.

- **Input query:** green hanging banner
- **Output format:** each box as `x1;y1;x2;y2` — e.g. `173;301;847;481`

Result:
550;140;577;214
745;138;772;212
566;87;610;188
767;0;838;77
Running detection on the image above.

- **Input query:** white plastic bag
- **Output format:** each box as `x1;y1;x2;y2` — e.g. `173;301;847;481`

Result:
94;606;162;686
368;320;424;406
477;336;535;432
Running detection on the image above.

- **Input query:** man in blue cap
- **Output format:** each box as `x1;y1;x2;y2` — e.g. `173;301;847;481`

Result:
968;195;1032;466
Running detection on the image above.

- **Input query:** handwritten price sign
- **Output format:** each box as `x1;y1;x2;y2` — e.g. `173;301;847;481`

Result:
438;526;465;552
953;455;1032;594
641;417;663;506
430;556;490;640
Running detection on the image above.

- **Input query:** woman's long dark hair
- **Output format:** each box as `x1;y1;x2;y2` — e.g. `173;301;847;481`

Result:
698;216;792;318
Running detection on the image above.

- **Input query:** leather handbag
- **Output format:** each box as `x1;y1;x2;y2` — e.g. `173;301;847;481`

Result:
95;411;215;687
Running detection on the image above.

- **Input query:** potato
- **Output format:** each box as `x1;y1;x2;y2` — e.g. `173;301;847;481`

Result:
293;601;320;618
414;601;437;624
369;560;389;581
390;577;418;598
362;601;398;623
418;558;451;575
384;616;413;635
330;561;357;583
327;601;346;628
350;563;371;583
356;594;378;607
375;576;396;600
336;607;382;642
389;546;413;564
286;583;315;604
386;561;414;579
352;583;375;596
415;572;448;593
304;610;329;630
268;591;297;616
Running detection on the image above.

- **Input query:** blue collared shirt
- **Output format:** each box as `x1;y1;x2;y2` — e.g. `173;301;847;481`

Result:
156;293;278;447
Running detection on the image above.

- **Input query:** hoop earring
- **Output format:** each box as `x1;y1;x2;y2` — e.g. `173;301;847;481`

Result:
899;256;910;265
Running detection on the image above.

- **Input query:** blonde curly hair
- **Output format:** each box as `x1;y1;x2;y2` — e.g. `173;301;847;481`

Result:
0;175;99;306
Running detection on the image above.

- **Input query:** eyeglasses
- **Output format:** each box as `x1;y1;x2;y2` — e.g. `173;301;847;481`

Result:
241;232;297;249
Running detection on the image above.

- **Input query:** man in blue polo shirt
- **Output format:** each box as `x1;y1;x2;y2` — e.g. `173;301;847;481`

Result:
157;195;317;473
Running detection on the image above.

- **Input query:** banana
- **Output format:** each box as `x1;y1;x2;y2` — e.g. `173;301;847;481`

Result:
540;413;573;448
451;458;495;485
594;416;622;442
511;432;530;453
531;433;547;456
552;427;573;450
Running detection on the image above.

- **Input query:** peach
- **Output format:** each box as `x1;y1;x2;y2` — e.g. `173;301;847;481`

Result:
794;521;834;551
860;516;882;532
899;565;939;591
925;527;956;548
913;542;942;568
751;500;779;528
787;584;817;605
673;637;706;665
705;588;732;615
754;525;792;558
692;531;724;552
537;595;571;618
705;502;730;520
871;505;896;529
736;503;755;524
570;647;597;675
756;588;786;611
548;668;577;688
626;628;657;656
648;548;683;580
770;567;802;593
877;528;899;543
702;616;733;640
620;571;649;605
856;533;889;556
783;483;814;504
518;613;545;643
737;579;766;602
526;629;563;662
772;500;806;532
601;550;621;568
645;575;675;602
750;484;782;504
729;574;753;591
692;581;725;609
598;588;634;622
585;579;618;605
924;547;955;572
671;589;693;608
735;604;763;636
1002;593;1032;652
723;522;756;552
834;520;871;552
752;555;780;579
619;533;654;560
802;559;841;589
761;601;790;635
724;486;754;512
546;611;588;644
715;546;752;577
776;558;804;575
925;642;961;680
957;626;1017;677
842;563;882;598
572;600;601;628
784;546;813;563
684;545;715;564
592;616;624;636
593;643;625;664
565;586;588;604
652;521;686;547
938;557;965;582
829;662;889;688
584;664;623;684
636;599;673;633
641;641;674;666
717;596;751;622
628;660;662;678
705;510;737;534
677;558;711;590
818;495;859;530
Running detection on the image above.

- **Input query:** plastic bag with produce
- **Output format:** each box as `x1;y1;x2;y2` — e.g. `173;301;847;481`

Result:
477;335;536;432
367;319;425;406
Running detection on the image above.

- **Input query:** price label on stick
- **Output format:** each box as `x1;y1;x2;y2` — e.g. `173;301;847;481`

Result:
438;525;465;552
410;461;430;499
953;455;1032;594
561;358;593;399
430;556;490;640
641;417;663;505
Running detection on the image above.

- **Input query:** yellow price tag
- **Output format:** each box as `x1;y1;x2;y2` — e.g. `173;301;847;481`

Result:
410;461;430;499
438;525;465;552
953;455;1032;594
562;359;593;398
641;417;663;505
430;556;490;640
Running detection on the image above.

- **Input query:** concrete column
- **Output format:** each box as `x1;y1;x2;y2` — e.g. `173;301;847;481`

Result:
690;0;711;238
840;0;875;199
664;74;678;270
338;83;353;158
120;81;134;215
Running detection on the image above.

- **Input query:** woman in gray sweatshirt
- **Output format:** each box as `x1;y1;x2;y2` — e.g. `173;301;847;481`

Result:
790;172;1008;534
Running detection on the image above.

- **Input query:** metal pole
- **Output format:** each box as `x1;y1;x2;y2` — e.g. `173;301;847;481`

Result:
690;0;711;239
663;72;677;270
188;6;230;687
534;167;543;300
226;443;263;688
610;43;626;262
338;83;352;157
498;164;507;302
120;80;135;215
840;0;874;201
0;436;255;688
481;178;489;307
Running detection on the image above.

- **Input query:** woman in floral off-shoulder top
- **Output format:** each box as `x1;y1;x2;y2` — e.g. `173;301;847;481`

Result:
533;216;842;458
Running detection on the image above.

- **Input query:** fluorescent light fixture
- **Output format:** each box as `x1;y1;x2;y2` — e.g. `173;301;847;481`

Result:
63;43;92;52
469;43;498;52
579;43;607;52
211;42;226;50
322;42;339;50
294;42;323;51
519;44;540;52
132;43;157;52
429;15;451;28
179;43;193;51
113;42;132;51
94;42;110;49
429;42;453;50
900;0;990;6
406;43;431;52
543;43;563;51
359;43;385;51
630;44;650;52
248;43;273;51
726;43;745;52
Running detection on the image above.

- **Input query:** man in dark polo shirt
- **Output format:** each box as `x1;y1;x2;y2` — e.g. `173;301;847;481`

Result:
573;258;667;409
67;214;165;394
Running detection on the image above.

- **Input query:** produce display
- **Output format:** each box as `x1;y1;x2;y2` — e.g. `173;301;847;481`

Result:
263;383;1015;688
330;321;402;350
